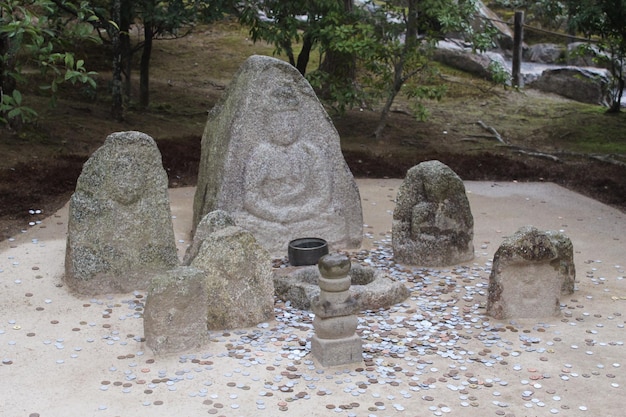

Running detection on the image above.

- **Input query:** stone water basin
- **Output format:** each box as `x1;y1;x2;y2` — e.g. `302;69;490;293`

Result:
273;262;410;311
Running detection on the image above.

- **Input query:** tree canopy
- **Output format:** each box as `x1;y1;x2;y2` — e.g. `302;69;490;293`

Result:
6;0;620;132
237;0;495;137
0;0;98;128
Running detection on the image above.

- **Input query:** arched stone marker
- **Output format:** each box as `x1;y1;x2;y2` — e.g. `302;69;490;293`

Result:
64;131;178;295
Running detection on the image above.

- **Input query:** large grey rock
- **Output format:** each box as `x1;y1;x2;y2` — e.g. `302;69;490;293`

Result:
64;131;178;295
182;210;235;265
524;43;565;64
144;266;210;354
273;262;410;311
392;160;474;266
487;226;576;320
189;226;274;329
528;67;611;106
565;42;608;67
193;55;363;256
432;41;501;80
475;0;514;49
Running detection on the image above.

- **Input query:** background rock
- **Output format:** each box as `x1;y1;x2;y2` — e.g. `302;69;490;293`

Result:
528;67;611;106
432;41;502;80
524;43;565;64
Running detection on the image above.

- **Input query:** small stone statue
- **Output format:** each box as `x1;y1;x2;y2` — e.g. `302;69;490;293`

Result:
310;253;362;366
487;225;576;319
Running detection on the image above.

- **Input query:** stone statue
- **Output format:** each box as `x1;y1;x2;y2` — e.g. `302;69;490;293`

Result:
193;55;362;255
64;131;178;295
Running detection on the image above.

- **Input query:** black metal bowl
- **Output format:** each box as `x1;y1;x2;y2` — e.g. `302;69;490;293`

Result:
288;238;329;266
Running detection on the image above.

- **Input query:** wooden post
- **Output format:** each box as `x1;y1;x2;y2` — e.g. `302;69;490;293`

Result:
512;11;524;88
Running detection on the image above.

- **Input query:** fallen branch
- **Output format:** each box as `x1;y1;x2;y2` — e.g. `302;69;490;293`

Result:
465;134;503;140
514;149;561;162
590;154;626;168
476;120;507;144
552;151;626;167
390;109;413;117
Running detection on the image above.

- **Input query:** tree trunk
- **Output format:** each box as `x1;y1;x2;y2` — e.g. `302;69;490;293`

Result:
374;64;404;140
374;0;417;139
512;11;524;88
110;0;124;121
608;76;624;113
296;33;313;75
318;0;355;99
120;0;132;99
0;31;19;129
0;2;21;130
374;93;396;140
0;35;17;99
139;23;153;109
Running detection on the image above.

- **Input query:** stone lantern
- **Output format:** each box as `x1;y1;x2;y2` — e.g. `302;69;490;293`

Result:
310;253;362;366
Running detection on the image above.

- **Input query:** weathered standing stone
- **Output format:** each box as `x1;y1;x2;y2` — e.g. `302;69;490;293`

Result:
311;254;362;367
487;226;576;320
392;160;474;266
189;226;274;330
182;210;236;265
144;266;209;354
193;55;362;255
64;131;178;295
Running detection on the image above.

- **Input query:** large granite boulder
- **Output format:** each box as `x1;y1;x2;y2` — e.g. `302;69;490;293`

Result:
392;160;474;266
182;210;236;265
528;67;611;106
144;221;275;354
144;266;209;354
475;0;514;49
565;42;607;67
193;55;363;256
432;41;505;81
189;225;274;330
64;131;178;295
487;226;576;319
524;43;565;64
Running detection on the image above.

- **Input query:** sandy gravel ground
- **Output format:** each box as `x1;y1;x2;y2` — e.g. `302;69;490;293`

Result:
1;180;625;417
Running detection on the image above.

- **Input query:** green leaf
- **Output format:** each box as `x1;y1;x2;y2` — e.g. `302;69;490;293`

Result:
7;108;21;118
12;90;22;106
64;53;74;68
